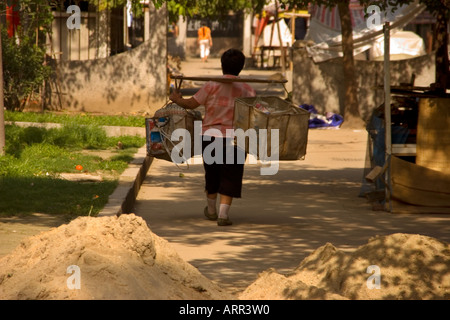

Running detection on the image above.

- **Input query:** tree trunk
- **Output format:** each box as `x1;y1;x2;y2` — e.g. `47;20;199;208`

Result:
337;1;365;128
433;8;449;92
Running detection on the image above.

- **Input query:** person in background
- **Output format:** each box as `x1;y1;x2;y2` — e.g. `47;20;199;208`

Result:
198;22;212;62
169;49;256;226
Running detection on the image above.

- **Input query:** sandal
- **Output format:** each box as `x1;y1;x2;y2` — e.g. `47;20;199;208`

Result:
217;218;233;226
204;206;218;221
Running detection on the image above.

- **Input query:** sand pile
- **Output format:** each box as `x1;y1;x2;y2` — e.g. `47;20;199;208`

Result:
0;214;233;300
240;233;450;300
2;216;449;300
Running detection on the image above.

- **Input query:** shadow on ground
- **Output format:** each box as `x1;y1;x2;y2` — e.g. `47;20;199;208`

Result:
135;159;450;294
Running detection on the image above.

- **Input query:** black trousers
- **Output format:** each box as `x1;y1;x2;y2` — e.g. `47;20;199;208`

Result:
202;136;246;198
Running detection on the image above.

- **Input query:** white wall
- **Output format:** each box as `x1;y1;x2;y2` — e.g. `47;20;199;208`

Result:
46;3;168;115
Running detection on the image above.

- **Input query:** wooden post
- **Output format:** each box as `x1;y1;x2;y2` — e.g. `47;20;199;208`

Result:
275;1;286;74
384;22;392;212
0;28;5;156
144;3;150;42
290;15;295;71
268;15;275;67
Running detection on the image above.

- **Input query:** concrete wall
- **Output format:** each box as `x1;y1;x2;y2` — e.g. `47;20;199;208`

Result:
169;13;250;60
292;44;436;121
184;14;243;58
47;4;167;115
186;37;242;58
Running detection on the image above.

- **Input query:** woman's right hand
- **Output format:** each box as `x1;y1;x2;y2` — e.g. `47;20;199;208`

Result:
169;90;182;104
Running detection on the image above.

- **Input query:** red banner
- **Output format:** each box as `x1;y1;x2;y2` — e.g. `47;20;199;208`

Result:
6;1;20;38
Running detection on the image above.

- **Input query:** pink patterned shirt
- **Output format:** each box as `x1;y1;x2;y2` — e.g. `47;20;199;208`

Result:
193;75;256;137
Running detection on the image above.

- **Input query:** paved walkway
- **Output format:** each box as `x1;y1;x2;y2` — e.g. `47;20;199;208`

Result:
135;130;450;295
134;62;450;294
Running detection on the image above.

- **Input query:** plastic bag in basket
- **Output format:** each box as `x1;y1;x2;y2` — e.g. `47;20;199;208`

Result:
146;103;202;162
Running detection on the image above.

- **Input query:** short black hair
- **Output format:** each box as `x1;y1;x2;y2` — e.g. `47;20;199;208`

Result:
221;49;246;76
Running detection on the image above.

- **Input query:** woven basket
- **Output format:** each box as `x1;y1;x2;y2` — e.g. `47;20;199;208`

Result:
233;96;309;160
146;104;202;162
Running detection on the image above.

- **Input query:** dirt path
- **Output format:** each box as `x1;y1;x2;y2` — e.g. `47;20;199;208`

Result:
0;214;69;258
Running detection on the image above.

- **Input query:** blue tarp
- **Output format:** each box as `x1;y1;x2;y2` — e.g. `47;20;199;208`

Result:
299;104;344;128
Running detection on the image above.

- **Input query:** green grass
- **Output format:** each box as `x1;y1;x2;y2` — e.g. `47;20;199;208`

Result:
0;176;118;217
0;123;146;217
4;124;144;159
4;110;146;127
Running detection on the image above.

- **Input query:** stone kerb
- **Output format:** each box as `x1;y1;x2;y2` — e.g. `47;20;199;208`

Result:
98;146;152;217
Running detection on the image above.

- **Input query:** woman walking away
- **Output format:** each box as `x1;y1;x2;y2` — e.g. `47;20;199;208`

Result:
169;49;256;226
198;22;212;62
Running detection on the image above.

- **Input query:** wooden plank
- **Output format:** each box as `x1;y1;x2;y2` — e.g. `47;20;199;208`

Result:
60;15;69;61
392;144;416;156
375;85;432;91
69;27;80;61
365;165;384;183
416;98;450;175
88;15;97;60
79;14;90;60
391;200;450;214
390;156;450;208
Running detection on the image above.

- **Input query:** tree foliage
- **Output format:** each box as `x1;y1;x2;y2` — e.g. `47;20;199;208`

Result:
166;0;268;22
365;0;449;16
2;0;54;35
50;0;267;21
1;0;53;111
